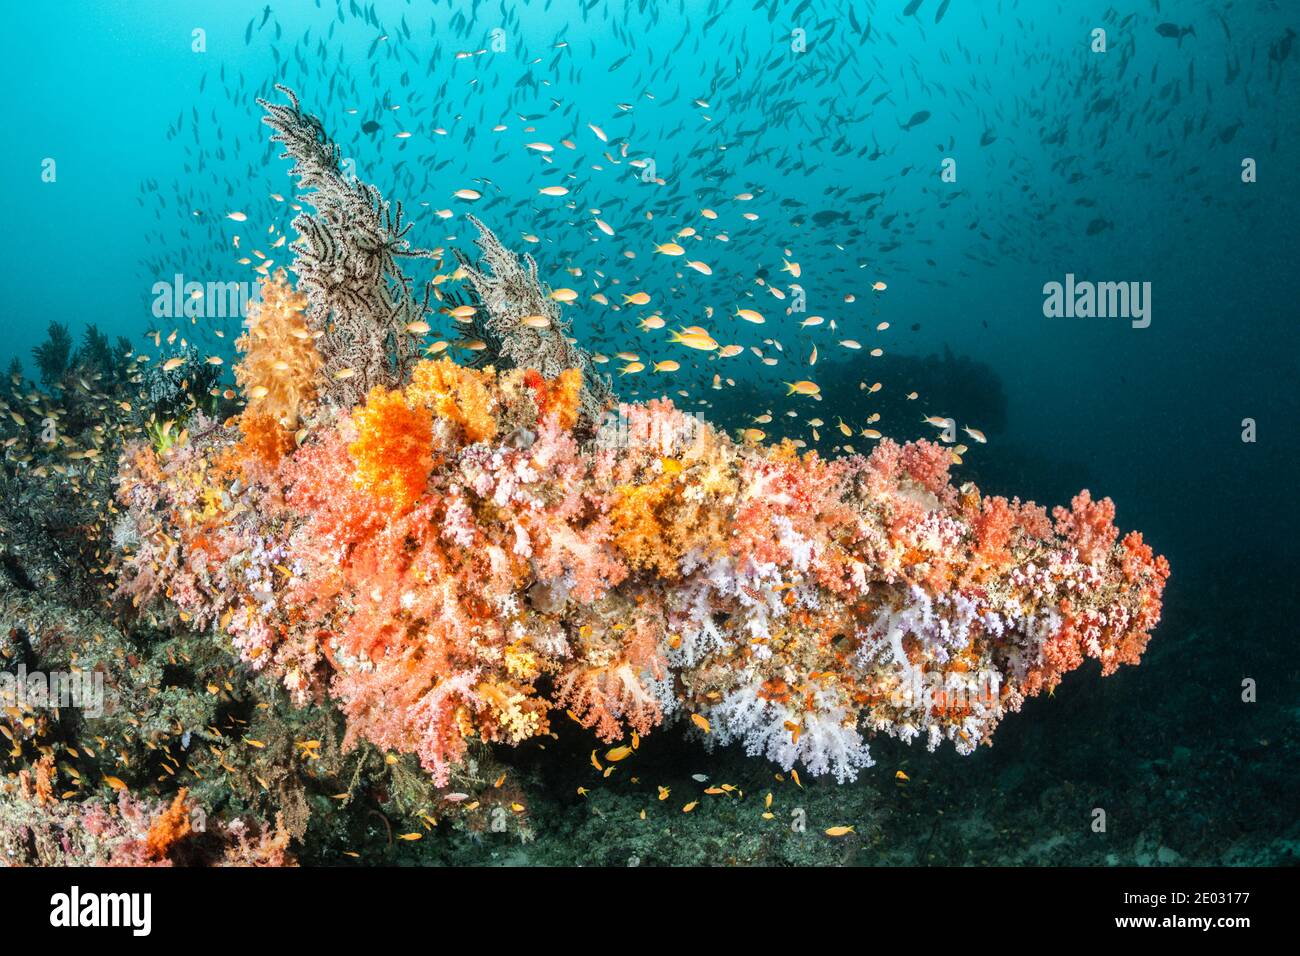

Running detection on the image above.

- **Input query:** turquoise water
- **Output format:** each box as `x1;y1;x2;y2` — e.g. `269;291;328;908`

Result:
2;0;1296;864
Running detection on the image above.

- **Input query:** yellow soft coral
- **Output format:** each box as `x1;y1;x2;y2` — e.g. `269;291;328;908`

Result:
348;386;434;512
406;358;498;443
475;680;548;745
609;461;734;577
234;270;322;428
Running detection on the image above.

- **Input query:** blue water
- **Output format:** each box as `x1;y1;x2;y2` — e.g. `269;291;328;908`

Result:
2;0;1297;862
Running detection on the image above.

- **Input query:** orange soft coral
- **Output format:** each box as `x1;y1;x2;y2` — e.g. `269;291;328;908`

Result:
348;385;434;512
609;476;682;577
523;367;583;431
237;409;296;471
144;788;194;861
554;663;663;742
407;357;498;443
234;270;322;427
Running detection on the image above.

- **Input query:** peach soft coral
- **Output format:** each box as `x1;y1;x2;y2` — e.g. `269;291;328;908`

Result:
234;270;322;429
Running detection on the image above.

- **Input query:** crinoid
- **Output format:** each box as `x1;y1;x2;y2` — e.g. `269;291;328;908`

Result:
257;85;437;407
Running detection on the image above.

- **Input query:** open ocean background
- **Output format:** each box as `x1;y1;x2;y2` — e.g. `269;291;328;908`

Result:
2;0;1296;863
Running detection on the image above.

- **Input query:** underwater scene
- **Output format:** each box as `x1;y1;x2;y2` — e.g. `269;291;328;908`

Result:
1;0;1297;892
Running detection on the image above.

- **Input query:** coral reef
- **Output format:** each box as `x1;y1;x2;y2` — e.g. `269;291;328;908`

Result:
0;776;294;866
105;90;1168;791
0;336;138;598
115;338;1168;785
0;88;1171;867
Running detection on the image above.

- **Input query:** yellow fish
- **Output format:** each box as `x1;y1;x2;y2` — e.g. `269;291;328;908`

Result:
668;329;718;352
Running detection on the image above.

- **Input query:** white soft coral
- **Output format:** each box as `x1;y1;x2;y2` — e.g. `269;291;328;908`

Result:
707;684;874;783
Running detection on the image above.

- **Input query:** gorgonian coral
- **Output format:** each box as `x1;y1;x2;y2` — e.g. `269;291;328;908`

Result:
258;86;435;407
453;215;613;432
115;312;1169;786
